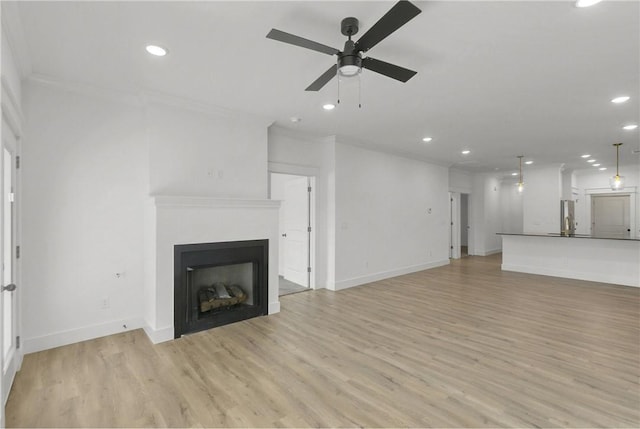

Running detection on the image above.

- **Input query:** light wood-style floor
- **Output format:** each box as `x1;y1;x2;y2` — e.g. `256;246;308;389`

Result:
6;254;640;428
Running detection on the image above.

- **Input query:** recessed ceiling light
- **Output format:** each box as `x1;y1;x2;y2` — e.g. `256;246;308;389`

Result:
145;45;167;56
422;137;433;142
623;124;638;130
461;150;470;155
593;163;601;167
611;96;630;104
323;103;335;110
575;0;602;7
599;167;607;171
581;154;591;158
511;172;518;176
587;159;596;163
290;117;301;123
525;160;533;165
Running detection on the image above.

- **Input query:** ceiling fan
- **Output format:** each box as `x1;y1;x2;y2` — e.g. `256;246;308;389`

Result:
266;0;422;91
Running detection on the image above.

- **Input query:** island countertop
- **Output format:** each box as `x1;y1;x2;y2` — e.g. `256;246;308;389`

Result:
498;233;640;287
497;232;640;242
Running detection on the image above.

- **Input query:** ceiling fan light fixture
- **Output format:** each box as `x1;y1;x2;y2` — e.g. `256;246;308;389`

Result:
339;64;361;77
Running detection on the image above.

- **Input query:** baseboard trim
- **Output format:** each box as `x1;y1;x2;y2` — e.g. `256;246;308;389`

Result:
334;259;450;291
502;263;640;288
23;317;145;354
143;325;174;344
477;248;502;256
268;301;281;314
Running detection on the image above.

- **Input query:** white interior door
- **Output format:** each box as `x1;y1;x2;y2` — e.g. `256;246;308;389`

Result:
283;176;309;287
1;119;18;407
592;194;630;238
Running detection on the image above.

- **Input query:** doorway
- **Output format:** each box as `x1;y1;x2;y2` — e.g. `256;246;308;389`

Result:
592;194;631;238
449;192;470;259
270;173;314;296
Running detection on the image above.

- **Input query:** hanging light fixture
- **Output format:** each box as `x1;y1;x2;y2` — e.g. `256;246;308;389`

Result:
516;155;524;193
610;143;625;190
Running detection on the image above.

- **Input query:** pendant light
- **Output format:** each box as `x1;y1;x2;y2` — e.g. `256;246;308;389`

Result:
610;143;625;190
516;155;524;193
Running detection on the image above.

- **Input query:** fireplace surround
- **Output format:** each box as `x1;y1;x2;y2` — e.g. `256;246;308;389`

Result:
143;196;280;344
174;240;268;337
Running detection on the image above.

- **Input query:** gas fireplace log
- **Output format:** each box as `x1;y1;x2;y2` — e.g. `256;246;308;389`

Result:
199;283;247;313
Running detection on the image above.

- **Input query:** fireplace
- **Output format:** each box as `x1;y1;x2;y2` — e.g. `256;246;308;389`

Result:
174;239;268;337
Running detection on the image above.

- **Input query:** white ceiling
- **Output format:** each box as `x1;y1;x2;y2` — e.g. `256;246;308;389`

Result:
11;0;640;174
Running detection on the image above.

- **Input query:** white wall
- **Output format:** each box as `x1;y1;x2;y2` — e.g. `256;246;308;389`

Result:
470;174;503;255
333;140;450;289
22;79;276;351
500;181;524;234
522;166;562;233
22;80;148;352
148;103;268;199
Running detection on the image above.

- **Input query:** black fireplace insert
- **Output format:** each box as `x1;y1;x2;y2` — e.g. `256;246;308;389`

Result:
174;240;268;337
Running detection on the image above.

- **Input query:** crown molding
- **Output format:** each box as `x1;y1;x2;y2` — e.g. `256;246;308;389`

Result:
26;73;274;127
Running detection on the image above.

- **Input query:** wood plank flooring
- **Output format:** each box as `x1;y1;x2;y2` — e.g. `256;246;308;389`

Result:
6;254;640;427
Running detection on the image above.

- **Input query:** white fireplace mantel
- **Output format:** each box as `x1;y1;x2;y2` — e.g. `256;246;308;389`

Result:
144;196;281;344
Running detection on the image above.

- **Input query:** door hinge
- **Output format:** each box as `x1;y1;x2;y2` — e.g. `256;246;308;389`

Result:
307;226;312;232
307;267;311;273
9;192;15;203
16;336;20;349
308;186;312;193
451;222;454;226
16;156;20;169
16;245;20;259
450;246;453;249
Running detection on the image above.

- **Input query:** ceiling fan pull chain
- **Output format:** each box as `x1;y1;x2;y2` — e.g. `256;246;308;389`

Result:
358;72;362;109
337;66;341;105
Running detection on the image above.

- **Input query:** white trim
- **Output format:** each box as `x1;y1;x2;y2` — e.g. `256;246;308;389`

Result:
152;196;280;209
1;77;23;138
23;318;146;354
143;325;174;345
26;74;273;127
333;259;450;291
268;161;320;177
477;248;502;256
268;301;281;314
502;263;639;288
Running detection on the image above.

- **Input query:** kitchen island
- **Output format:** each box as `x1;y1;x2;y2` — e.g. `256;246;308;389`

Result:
498;232;640;287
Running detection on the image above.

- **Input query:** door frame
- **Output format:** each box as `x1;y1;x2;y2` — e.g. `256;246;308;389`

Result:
585;188;636;236
268;164;317;290
1;75;23;419
1;116;21;410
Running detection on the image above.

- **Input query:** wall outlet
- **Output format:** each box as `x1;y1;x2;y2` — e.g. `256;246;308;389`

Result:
100;297;110;309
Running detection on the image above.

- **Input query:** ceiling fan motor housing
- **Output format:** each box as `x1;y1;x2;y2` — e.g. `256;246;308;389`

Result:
338;40;362;74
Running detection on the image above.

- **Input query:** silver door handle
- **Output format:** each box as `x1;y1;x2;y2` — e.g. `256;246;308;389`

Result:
282;233;287;237
2;284;16;292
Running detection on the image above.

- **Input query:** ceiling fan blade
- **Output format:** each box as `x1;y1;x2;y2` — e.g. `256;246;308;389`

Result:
362;57;417;82
355;1;421;53
305;64;338;91
267;29;340;56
